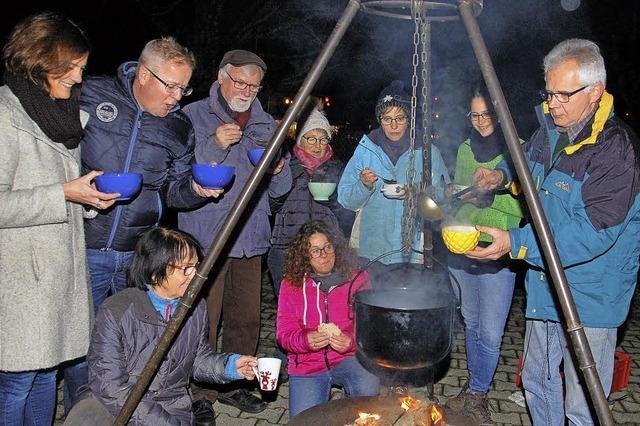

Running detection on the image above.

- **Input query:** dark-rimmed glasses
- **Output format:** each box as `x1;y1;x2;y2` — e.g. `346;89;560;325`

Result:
145;65;193;97
467;111;493;121
169;262;199;275
223;69;263;93
539;85;589;103
380;115;408;125
303;136;331;145
309;243;335;259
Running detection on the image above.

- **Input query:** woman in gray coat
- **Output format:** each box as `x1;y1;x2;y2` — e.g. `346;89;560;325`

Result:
0;12;118;425
66;227;257;425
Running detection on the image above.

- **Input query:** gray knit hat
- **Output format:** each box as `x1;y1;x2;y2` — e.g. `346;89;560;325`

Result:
296;109;332;145
375;80;411;120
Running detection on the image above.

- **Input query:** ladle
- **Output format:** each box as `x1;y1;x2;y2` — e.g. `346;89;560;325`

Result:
417;185;481;221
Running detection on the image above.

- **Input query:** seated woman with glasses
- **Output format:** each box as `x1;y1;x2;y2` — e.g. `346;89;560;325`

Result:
268;103;355;375
338;80;450;268
276;220;379;418
65;227;257;426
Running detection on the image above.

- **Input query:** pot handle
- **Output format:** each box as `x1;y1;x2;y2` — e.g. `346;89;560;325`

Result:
347;248;406;319
347;248;463;316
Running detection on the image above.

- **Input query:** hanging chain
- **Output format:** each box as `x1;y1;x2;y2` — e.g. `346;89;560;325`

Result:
421;20;431;193
401;0;421;256
421;18;434;268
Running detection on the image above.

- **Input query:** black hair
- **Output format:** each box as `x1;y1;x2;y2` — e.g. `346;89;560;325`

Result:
128;227;202;290
469;81;494;111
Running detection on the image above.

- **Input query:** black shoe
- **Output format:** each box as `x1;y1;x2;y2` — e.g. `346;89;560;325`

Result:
217;389;267;414
192;399;216;426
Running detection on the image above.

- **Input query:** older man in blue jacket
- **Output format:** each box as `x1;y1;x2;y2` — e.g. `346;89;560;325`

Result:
468;39;640;425
178;50;291;414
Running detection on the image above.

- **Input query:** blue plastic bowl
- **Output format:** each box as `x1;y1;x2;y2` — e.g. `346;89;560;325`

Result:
247;148;265;166
191;164;235;189
95;172;143;201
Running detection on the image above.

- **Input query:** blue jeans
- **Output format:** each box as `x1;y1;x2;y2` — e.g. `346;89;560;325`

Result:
86;248;135;313
63;248;134;413
288;356;380;418
521;320;616;426
448;257;515;393
267;247;287;298
0;369;57;426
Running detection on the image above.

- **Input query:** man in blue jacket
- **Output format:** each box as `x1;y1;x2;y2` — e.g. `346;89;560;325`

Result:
178;50;291;414
468;39;640;425
65;37;223;414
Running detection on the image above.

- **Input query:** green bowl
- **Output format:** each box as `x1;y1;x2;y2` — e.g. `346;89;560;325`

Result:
308;182;337;201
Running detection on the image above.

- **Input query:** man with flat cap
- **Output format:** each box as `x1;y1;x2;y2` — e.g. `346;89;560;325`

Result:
179;49;291;414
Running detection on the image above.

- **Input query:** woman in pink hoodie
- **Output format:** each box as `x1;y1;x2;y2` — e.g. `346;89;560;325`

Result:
276;220;379;418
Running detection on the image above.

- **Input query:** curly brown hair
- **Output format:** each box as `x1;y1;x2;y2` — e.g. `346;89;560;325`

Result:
283;220;358;287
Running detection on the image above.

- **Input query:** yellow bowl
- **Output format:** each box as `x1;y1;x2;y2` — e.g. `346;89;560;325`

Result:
442;225;480;254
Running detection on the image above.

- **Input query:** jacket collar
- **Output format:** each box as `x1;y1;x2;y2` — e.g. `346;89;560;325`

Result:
538;91;614;155
128;288;167;325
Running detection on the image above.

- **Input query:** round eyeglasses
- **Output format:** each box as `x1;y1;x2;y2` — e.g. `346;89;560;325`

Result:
303;136;331;145
309;243;335;259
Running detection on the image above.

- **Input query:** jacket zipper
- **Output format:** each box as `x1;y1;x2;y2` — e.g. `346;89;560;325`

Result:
322;288;331;371
105;109;143;249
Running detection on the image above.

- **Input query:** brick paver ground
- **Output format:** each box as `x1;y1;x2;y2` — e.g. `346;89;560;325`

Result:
54;270;640;425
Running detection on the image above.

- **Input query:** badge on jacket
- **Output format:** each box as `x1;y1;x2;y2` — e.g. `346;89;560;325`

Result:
96;102;118;123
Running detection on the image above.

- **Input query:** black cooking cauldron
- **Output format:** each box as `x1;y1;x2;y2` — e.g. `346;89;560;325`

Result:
352;263;458;381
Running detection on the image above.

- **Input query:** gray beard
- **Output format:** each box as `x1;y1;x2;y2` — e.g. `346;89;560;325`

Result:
229;97;252;112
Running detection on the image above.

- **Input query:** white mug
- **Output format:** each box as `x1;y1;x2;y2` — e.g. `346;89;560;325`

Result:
252;357;282;391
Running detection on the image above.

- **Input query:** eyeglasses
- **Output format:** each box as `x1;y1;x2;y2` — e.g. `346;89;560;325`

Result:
145;65;193;97
380;115;408;125
303;136;331;145
467;111;493;121
539;85;589;103
309;243;335;259
169;262;199;275
223;70;263;93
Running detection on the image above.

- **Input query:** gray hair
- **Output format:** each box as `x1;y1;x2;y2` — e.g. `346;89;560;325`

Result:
222;63;264;81
543;38;606;87
139;36;196;70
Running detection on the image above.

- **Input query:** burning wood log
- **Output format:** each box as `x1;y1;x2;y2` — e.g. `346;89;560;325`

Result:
345;396;447;426
393;396;446;426
346;411;382;426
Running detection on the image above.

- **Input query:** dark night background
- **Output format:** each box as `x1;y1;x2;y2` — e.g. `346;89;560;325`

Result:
1;0;638;167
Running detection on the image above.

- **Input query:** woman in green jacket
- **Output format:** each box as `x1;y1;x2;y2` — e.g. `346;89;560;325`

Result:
444;84;525;425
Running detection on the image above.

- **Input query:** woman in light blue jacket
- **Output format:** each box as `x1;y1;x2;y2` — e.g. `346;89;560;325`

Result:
338;80;450;266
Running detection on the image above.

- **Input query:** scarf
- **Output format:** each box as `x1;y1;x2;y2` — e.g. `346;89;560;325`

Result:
4;72;84;149
310;271;348;293
469;126;507;163
294;143;333;174
367;127;410;165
